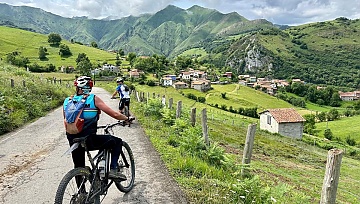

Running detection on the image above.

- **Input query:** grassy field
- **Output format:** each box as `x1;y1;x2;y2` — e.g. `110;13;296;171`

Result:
179;48;207;57
316;115;360;143
0;26;117;69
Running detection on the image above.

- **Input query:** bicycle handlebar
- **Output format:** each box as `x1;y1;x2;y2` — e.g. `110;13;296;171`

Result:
97;117;135;130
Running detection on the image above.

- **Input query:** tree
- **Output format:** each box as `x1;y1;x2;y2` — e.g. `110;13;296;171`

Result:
48;33;62;46
115;60;122;66
91;41;98;48
324;129;333;140
316;111;326;122
175;56;192;69
118;49;125;57
76;53;92;75
77;59;92;75
303;114;316;134
326;109;340;121
329;92;341;107
76;53;89;64
59;44;72;56
38;46;47;60
127;52;137;67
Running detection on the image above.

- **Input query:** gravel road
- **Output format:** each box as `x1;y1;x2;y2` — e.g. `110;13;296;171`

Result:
0;87;188;204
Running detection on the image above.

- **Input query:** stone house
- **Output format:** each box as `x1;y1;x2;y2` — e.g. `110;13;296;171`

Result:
191;80;211;92
102;64;119;73
129;69;144;78
338;91;360;101
259;108;306;139
173;81;188;89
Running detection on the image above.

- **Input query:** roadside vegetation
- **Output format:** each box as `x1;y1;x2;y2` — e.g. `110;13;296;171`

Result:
0;62;73;135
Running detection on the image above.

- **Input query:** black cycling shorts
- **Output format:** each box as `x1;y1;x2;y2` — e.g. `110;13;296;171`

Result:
119;98;130;110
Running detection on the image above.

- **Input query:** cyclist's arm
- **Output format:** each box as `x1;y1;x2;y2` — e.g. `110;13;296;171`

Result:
111;90;118;98
95;95;128;120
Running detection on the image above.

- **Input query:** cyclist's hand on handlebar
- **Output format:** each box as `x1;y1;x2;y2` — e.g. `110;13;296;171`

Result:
124;116;135;126
111;96;116;99
128;116;135;122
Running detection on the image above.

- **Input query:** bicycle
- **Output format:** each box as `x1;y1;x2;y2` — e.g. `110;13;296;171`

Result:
54;120;135;204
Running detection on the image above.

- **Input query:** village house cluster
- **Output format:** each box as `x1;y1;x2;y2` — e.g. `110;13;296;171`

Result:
63;63;353;101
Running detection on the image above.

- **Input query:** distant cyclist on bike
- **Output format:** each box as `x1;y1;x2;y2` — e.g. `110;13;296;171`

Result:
63;76;131;180
111;78;131;115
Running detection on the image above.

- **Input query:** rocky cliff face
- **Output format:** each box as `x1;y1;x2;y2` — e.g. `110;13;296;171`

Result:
226;34;274;74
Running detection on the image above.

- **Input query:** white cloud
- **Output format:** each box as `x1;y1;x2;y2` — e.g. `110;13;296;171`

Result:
0;0;359;25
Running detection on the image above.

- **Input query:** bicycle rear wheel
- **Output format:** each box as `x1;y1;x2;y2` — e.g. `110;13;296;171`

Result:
123;105;130;117
54;167;100;204
115;141;135;193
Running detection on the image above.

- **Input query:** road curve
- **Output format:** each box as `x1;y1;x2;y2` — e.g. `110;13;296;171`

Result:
0;87;188;204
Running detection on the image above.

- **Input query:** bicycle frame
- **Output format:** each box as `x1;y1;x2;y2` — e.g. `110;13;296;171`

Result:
63;121;131;201
77;138;114;201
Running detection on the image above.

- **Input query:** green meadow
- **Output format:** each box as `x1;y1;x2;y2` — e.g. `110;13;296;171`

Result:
0;26;117;68
316;115;360;143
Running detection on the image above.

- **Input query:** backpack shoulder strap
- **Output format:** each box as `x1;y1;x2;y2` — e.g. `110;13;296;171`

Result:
80;94;89;103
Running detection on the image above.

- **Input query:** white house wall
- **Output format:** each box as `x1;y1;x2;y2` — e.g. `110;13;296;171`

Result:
278;123;303;139
259;113;279;133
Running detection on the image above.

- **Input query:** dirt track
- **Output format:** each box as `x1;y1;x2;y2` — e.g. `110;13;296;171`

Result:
0;87;188;204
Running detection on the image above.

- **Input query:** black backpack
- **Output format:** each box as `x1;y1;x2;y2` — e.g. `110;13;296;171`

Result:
123;85;129;92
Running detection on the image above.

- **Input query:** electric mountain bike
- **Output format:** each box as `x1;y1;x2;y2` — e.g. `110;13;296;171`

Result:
54;120;135;204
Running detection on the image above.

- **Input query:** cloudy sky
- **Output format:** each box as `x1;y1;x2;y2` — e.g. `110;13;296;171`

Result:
0;0;359;25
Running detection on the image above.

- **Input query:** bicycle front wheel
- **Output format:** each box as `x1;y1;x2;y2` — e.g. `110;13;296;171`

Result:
54;167;100;204
115;141;135;193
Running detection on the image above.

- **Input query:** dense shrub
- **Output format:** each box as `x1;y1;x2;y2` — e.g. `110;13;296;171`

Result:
324;129;333;140
197;96;206;103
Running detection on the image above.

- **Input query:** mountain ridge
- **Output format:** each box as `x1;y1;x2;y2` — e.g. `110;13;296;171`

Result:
0;3;276;57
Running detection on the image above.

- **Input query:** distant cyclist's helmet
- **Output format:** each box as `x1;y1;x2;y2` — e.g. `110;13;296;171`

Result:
75;76;93;93
116;78;124;83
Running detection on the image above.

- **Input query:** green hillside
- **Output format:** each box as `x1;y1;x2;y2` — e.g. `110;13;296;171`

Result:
0;26;117;69
260;18;360;87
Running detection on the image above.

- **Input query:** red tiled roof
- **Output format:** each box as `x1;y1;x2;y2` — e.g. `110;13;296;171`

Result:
264;108;306;123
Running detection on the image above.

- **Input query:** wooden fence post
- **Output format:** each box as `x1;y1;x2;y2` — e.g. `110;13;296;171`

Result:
141;92;145;102
153;92;156;99
136;91;141;102
11;79;14;88
169;98;173;109
320;149;343;204
176;101;182;118
23;80;26;87
162;95;166;106
241;123;257;178
147;92;150;103
191;108;196;126
201;108;209;146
